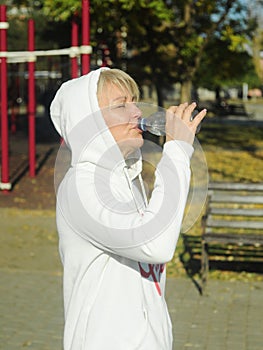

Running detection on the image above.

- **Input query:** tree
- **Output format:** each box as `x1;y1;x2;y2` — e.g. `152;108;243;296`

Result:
5;0;72;50
252;30;263;84
108;0;254;104
7;0;256;106
194;37;260;98
159;0;254;102
247;0;263;84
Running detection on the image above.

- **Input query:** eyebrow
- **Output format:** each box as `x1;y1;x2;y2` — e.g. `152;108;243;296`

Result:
111;95;136;102
112;96;127;102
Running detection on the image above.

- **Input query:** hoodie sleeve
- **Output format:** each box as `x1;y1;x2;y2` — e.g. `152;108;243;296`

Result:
57;139;193;264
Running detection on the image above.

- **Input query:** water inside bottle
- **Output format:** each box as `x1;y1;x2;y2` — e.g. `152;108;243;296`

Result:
139;111;166;136
139;109;201;136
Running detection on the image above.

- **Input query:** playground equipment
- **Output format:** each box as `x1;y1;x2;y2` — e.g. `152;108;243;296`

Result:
0;1;91;191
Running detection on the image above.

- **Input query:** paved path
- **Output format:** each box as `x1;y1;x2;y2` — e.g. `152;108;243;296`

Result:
0;269;63;350
0;268;262;350
166;278;263;350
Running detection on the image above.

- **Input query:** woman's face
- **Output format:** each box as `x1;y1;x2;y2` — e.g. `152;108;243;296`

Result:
98;82;144;157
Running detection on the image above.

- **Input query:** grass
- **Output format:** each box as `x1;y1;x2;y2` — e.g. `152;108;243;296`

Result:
198;123;263;183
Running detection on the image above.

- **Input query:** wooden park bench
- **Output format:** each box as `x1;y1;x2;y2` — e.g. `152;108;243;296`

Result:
211;101;254;117
228;103;253;117
201;182;263;291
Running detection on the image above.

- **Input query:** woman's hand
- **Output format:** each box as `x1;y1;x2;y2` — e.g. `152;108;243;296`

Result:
165;102;207;145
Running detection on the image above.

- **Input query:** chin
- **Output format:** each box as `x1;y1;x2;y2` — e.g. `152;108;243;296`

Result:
131;135;144;150
120;137;144;158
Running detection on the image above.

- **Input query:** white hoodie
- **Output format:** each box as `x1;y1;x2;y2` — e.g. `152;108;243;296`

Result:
50;68;193;350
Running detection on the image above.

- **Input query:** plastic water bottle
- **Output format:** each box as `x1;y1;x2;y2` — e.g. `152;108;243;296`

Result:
139;111;166;136
139;110;200;136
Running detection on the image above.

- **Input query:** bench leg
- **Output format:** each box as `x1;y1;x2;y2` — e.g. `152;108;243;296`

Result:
201;240;209;294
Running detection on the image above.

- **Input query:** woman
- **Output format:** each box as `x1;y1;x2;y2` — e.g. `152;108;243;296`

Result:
50;67;206;350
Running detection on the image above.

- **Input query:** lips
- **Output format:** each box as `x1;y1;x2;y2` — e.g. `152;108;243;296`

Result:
130;119;141;128
131;124;143;133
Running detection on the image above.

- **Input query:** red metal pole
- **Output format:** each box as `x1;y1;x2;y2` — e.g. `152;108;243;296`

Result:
28;19;36;178
71;14;79;79
0;5;11;191
81;0;90;75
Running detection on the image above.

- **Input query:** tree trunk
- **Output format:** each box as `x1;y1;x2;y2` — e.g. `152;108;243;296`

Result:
155;82;164;107
253;31;263;82
180;80;192;103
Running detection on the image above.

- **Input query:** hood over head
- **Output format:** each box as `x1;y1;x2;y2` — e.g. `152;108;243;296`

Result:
50;68;142;177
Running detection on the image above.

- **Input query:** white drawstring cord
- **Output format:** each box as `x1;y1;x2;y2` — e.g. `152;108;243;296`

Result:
123;166;147;215
138;173;148;207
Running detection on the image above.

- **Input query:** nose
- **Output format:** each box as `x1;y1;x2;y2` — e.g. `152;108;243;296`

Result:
129;102;142;120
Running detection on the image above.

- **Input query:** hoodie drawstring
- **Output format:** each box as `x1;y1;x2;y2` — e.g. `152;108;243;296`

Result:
123;167;148;215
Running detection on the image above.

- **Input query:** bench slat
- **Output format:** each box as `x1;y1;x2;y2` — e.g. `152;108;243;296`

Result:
207;256;263;262
210;194;263;204
203;233;263;245
209;208;263;216
206;247;263;255
206;218;263;230
209;183;263;191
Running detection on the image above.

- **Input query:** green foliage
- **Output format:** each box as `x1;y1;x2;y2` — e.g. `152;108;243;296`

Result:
194;35;259;90
43;0;80;21
221;25;249;52
5;0;260;102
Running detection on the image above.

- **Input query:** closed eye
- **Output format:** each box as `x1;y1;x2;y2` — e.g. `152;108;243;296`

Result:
110;97;127;110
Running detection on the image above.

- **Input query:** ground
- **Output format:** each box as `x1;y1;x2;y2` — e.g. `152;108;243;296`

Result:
0;126;58;211
0;118;61;273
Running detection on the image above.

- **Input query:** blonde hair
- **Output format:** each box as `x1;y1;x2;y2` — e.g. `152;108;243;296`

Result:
97;68;140;101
